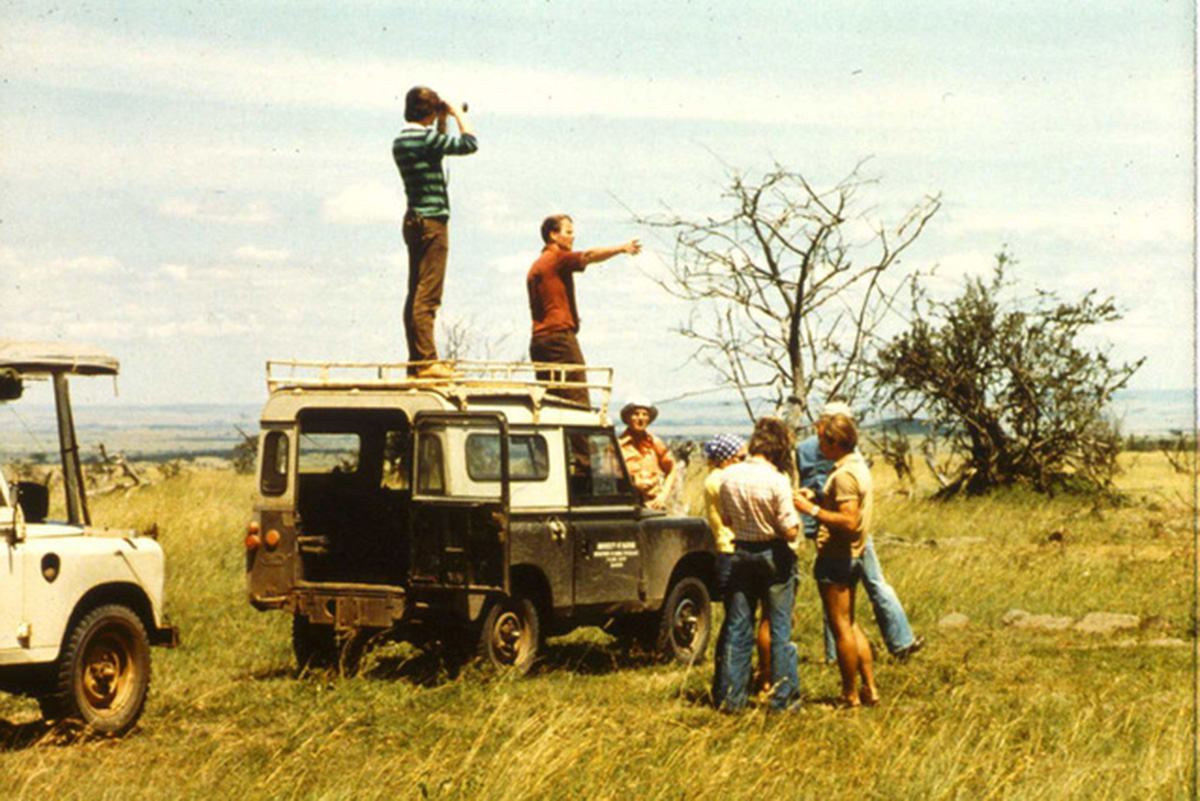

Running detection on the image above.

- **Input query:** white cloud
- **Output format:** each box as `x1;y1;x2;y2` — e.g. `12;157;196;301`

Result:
48;255;121;275
487;252;536;276
943;200;1193;246
233;246;291;263
160;264;191;281
158;197;275;225
7;18;1184;139
467;190;535;236
145;316;259;339
322;182;401;225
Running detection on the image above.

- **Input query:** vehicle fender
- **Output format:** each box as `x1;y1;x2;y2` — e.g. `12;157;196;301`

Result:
508;563;554;628
638;516;716;608
17;538;168;661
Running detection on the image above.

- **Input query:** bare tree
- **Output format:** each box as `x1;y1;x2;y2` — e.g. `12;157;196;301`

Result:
636;161;940;426
438;316;516;362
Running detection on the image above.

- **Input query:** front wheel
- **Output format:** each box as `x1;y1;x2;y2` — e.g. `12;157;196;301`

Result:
657;577;712;665
476;597;539;677
39;604;152;736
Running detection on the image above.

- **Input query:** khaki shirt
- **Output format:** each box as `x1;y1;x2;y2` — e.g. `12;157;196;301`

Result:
815;452;873;559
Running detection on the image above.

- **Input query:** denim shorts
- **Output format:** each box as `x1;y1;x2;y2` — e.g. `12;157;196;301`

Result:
813;555;865;586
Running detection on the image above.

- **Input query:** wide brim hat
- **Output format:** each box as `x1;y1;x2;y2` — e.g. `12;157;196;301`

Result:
620;398;659;426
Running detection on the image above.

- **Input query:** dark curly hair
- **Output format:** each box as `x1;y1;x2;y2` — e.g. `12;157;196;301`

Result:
747;416;795;476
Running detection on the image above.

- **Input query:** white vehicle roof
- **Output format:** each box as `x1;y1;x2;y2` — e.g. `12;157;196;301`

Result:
0;339;119;376
261;359;615;428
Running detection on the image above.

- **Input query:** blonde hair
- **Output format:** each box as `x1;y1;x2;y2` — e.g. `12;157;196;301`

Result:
820;413;857;452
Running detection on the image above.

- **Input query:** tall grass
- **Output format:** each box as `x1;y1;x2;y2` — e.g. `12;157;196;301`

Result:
0;455;1193;799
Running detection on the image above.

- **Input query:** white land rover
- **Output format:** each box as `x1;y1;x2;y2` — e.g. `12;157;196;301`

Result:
0;340;177;735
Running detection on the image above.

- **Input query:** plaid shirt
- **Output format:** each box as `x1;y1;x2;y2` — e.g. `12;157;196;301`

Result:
717;456;800;543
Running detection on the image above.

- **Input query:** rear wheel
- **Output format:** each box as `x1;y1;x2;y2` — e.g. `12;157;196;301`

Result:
656;577;712;665
38;604;151;736
476;597;539;677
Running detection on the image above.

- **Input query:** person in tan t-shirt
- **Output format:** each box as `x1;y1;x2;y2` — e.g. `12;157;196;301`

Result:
794;412;879;708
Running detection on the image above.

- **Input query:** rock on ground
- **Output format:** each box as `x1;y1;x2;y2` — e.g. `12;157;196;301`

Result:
1001;609;1073;630
1073;612;1140;634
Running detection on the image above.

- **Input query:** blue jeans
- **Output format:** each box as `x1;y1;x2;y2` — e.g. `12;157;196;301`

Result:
713;541;800;712
821;535;915;660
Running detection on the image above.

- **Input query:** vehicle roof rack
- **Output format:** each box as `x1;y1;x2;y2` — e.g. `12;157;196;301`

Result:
266;359;613;415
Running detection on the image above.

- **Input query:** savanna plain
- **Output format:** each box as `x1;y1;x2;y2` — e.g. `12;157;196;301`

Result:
0;451;1194;800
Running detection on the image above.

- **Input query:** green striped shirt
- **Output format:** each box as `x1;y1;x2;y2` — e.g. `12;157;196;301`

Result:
392;126;479;219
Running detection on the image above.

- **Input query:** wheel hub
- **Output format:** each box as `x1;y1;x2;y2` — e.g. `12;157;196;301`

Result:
493;611;524;663
673;599;699;645
81;631;131;710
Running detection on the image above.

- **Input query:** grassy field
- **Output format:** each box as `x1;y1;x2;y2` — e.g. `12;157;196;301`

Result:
0;453;1194;799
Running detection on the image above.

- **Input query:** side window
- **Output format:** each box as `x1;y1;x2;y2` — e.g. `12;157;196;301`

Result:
416;433;445;495
381;430;410;490
298;433;360;474
566;429;632;504
260;431;290;495
465;434;549;481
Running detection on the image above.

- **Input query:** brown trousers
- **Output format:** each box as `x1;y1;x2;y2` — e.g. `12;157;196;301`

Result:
530;331;590;406
402;212;449;368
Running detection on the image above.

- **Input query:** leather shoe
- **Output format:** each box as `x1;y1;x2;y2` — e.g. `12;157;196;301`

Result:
415;363;459;380
893;635;925;661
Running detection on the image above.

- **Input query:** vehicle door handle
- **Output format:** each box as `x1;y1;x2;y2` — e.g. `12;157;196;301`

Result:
548;517;566;545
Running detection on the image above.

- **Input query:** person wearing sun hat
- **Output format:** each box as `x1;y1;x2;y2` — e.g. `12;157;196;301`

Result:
617;398;676;509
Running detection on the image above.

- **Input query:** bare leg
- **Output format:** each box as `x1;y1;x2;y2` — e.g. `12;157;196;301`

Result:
819;581;860;706
753;609;771;693
853;623;879;705
848;584;880;705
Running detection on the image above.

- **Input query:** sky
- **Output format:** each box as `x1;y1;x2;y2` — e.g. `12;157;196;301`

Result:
1;1;1194;412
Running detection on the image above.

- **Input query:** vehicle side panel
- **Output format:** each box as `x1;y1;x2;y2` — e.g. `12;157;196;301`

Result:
0;535;166;665
638;516;717;605
508;513;573;615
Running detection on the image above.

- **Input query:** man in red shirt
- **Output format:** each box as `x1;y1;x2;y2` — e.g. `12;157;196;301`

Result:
527;215;640;406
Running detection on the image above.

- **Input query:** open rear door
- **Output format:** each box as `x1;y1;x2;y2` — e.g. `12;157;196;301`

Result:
409;412;510;593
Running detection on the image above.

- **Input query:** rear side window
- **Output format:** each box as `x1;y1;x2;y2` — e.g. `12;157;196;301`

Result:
465;434;550;481
298;433;360;474
260;431;290;495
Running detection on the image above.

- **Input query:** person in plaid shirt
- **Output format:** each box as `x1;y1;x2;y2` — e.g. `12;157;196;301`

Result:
711;417;802;713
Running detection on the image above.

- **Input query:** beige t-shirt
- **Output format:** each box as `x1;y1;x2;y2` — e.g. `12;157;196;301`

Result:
815;452;873;559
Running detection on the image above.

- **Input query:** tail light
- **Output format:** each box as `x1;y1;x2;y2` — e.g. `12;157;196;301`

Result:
245;520;262;550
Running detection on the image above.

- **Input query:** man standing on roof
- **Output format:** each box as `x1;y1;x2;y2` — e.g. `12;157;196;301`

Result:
393;86;478;380
527;215;640;405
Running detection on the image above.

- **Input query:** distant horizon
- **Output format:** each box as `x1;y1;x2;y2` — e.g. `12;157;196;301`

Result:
0;385;1189;461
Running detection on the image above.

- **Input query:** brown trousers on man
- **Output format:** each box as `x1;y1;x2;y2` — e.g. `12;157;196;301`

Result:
402;212;448;370
530;330;590;407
